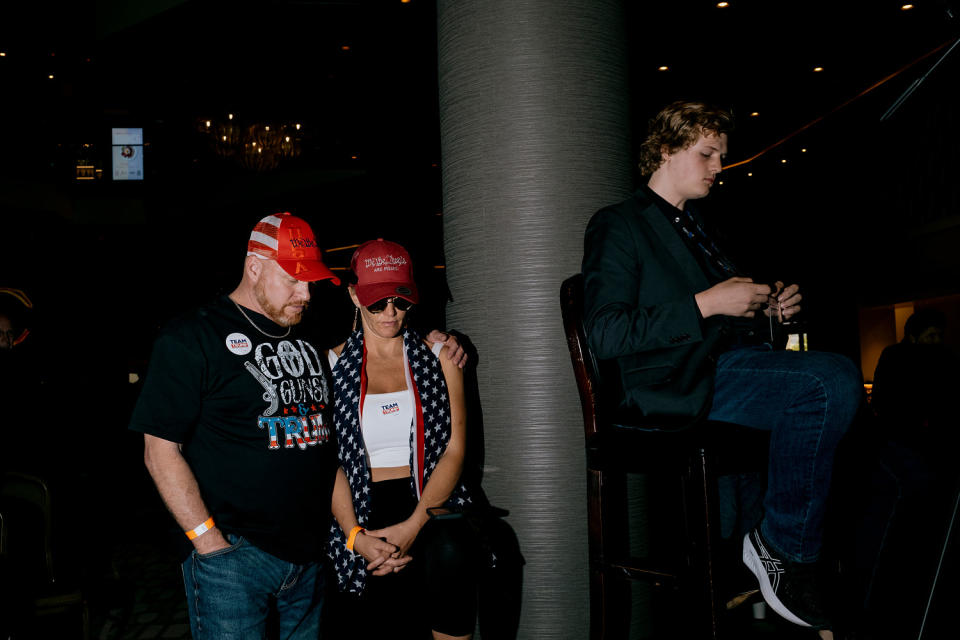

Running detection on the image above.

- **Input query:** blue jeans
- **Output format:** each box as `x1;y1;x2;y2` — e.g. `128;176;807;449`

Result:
182;534;323;640
708;345;862;563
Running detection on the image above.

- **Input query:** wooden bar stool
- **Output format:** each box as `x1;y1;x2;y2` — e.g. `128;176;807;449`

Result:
560;274;768;639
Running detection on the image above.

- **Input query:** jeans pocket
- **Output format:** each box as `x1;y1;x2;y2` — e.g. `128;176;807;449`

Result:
194;535;246;560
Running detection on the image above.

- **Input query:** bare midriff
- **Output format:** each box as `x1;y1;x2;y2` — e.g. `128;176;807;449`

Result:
371;465;412;482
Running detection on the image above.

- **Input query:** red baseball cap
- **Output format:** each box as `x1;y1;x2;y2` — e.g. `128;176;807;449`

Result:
247;212;340;285
350;238;419;306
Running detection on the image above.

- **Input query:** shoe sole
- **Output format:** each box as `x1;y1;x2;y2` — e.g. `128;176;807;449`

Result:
742;532;812;628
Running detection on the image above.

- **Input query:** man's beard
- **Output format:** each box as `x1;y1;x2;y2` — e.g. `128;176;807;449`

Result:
254;280;308;327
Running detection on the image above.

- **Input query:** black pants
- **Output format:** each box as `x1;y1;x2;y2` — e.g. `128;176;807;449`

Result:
337;478;480;638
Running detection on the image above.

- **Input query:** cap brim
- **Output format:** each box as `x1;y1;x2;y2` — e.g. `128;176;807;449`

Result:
276;259;342;285
355;282;419;306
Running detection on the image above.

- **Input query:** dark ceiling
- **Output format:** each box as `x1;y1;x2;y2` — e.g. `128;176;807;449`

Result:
3;1;956;174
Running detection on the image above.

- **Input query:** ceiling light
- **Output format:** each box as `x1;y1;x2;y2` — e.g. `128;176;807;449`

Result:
781;159;787;164
48;74;54;79
813;66;824;72
658;65;669;71
901;4;914;10
801;148;807;153
341;45;351;51
265;126;270;131
747;172;753;177
228;113;234;120
717;2;730;7
750;112;759;117
295;123;301;130
718;180;724;185
0;52;6;57
205;120;211;127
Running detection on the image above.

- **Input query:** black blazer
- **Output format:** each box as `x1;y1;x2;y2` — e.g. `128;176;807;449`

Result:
582;189;728;426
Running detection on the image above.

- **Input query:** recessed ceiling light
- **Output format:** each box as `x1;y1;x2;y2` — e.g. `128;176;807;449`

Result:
48;74;54;79
228;113;234;120
717;2;730;7
813;66;824;72
781;159;787;164
747;172;753;177
901;4;914;10
750;111;759;117
801;148;807;153
0;52;6;57
658;65;669;71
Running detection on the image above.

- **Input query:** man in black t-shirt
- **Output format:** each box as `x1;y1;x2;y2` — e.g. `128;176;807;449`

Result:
130;213;461;639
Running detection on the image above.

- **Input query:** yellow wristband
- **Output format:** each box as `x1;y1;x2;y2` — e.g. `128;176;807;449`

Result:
185;517;215;540
346;525;365;552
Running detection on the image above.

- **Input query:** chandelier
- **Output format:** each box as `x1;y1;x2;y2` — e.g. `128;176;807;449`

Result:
199;115;303;172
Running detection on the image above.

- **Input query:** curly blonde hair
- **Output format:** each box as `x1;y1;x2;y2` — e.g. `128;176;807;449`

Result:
637;101;734;176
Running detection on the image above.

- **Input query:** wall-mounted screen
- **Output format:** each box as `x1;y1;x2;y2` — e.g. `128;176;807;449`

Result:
112;128;144;180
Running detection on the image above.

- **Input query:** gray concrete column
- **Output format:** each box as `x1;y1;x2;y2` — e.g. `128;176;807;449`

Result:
437;1;632;637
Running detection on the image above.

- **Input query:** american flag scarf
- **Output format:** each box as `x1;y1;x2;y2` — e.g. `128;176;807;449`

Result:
326;328;472;594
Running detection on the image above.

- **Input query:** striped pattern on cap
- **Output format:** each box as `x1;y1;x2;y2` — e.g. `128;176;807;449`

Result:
247;213;286;259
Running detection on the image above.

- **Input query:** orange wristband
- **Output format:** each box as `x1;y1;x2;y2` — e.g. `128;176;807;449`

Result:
346;525;365;552
185;517;215;540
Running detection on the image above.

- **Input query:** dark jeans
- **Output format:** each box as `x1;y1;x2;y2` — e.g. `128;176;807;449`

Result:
182;534;324;640
708;345;863;562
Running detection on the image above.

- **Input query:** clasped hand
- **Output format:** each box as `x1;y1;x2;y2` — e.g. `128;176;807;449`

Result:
696;277;801;320
352;527;413;576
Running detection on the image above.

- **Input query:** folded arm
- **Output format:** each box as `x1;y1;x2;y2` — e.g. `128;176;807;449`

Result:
583;208;704;359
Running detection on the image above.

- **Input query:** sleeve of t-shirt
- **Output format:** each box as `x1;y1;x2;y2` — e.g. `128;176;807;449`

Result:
128;328;205;444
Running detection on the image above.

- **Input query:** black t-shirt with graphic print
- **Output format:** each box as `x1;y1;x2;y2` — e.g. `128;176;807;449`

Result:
129;295;337;564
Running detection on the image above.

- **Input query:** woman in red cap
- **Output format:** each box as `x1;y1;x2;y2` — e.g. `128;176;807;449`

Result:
327;239;478;639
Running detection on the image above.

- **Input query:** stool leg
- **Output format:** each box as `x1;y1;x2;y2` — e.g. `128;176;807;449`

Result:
589;467;631;639
683;447;724;639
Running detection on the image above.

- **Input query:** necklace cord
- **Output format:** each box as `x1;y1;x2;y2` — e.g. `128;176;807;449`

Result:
232;299;291;339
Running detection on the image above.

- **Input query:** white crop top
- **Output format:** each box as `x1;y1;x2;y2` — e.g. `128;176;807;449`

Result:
327;341;444;469
362;390;414;467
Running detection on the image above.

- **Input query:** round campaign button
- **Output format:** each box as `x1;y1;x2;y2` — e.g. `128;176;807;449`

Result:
225;332;252;355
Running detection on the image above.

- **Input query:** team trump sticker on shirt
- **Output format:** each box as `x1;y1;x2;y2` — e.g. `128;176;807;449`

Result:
226;333;252;355
381;402;400;415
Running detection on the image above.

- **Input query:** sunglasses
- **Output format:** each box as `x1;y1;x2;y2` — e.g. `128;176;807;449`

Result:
366;296;414;313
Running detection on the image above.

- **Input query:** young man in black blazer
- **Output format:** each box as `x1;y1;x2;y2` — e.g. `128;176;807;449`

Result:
582;101;862;630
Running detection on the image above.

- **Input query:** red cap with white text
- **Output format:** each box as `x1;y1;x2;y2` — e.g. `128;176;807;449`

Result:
350;238;419;306
247;212;340;284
